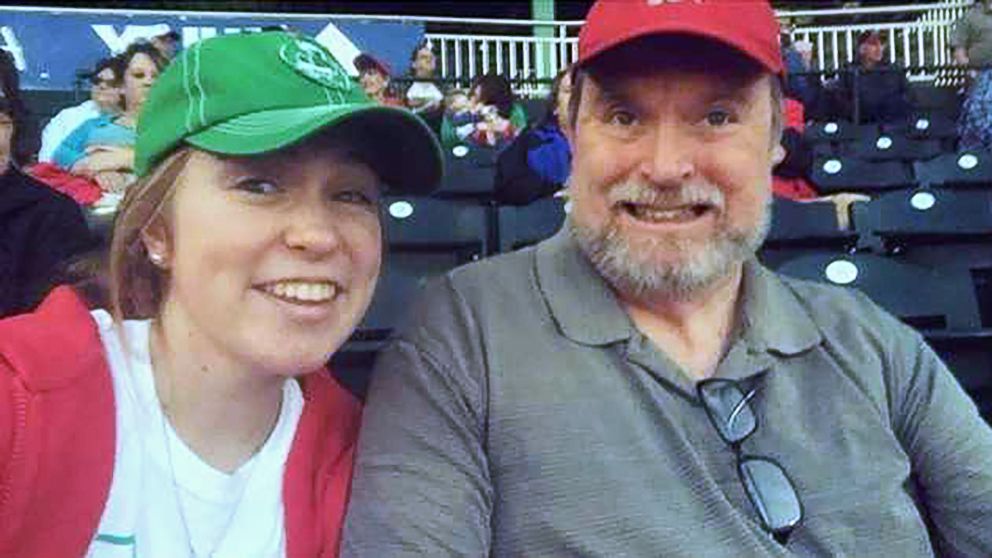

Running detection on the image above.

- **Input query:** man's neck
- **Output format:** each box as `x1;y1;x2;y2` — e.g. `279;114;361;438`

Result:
619;264;744;381
150;304;286;473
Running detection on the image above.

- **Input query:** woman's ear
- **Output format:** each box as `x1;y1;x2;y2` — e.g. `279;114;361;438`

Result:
772;144;786;166
140;215;172;269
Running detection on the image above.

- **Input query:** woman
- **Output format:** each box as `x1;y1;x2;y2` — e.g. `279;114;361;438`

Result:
53;42;167;193
494;67;572;205
0;30;441;557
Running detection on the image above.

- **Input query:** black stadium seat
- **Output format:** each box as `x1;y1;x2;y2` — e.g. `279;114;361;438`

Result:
497;195;568;252
858;188;992;243
804;120;878;144
810;156;914;194
881;113;958;142
913;151;992;188
358;197;489;338
849;134;942;162
436;144;500;197
777;252;984;332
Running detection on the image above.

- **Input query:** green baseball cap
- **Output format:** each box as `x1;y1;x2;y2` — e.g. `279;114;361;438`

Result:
135;31;443;194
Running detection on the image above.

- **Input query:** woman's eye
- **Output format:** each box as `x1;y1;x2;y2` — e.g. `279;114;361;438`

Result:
705;109;733;127
335;189;377;206
235;178;280;195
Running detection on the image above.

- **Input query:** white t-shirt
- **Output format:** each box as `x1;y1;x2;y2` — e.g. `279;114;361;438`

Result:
406;81;444;114
85;310;303;558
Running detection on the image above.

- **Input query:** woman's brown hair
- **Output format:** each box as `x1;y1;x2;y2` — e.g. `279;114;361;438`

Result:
108;146;191;322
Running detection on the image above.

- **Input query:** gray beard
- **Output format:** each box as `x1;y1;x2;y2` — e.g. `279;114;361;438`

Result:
569;202;770;302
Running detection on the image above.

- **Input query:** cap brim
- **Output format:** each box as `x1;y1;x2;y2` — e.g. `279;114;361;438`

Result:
185;104;443;195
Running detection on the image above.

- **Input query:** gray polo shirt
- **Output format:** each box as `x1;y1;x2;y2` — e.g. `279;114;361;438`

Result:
951;5;992;67
343;228;992;557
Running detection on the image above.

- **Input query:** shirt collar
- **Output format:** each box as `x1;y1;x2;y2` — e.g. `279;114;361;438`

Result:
536;226;634;346
738;259;822;356
535;226;822;355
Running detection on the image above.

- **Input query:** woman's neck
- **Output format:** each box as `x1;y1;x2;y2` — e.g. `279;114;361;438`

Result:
149;308;286;473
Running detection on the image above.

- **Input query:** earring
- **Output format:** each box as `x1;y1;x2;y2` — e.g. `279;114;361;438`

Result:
148;252;165;266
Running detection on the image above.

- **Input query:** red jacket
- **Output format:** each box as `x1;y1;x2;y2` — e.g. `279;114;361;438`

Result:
0;287;362;557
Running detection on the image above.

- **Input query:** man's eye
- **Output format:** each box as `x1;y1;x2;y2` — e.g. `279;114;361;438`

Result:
705;109;733;127
607;109;638;127
235;178;280;195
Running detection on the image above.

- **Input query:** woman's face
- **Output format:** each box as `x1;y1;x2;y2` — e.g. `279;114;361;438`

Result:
123;52;160;113
144;136;383;376
359;68;388;97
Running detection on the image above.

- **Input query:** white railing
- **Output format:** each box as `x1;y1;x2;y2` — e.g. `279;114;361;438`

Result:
1;3;975;95
421;1;974;95
780;1;972;84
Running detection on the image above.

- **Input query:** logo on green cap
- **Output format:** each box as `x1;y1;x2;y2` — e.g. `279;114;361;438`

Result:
279;38;352;99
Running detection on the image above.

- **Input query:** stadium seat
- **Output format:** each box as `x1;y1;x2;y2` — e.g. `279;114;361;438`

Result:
777;252;983;332
497;195;568;252
857;188;992;243
358;197;489;338
804;120;878;144
810;156;914;194
849;134;942;162
913;151;992;188
908;84;962;120
436;144;500;197
761;198;859;269
766;197;855;244
881;113;958;142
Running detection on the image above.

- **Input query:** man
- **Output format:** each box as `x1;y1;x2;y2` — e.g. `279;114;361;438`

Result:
951;0;992;150
405;40;444;116
38;57;121;162
354;53;404;107
834;30;910;123
343;1;992;556
1;57;93;317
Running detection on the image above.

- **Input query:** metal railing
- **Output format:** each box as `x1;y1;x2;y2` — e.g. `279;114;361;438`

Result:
422;1;974;95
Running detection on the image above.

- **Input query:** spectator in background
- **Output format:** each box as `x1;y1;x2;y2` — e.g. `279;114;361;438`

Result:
1;50;93;317
53;42;167;195
782;36;824;118
952;0;992;150
151;29;181;60
441;73;527;149
39;57;122;163
495;67;572;205
405;40;444;117
354;53;404;107
834;31;910;123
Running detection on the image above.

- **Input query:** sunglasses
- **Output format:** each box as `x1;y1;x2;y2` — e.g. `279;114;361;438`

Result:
697;377;803;545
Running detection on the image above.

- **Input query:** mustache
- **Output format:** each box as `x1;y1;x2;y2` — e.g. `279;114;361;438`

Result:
606;181;725;210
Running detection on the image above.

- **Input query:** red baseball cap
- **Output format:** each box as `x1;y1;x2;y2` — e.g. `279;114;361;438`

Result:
578;0;783;74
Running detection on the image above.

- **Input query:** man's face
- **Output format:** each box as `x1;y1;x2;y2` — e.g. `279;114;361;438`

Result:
90;67;120;113
0;111;12;171
859;39;884;65
566;38;777;301
412;47;436;78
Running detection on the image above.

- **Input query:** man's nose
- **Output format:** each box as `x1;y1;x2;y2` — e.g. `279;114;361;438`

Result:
638;124;696;186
